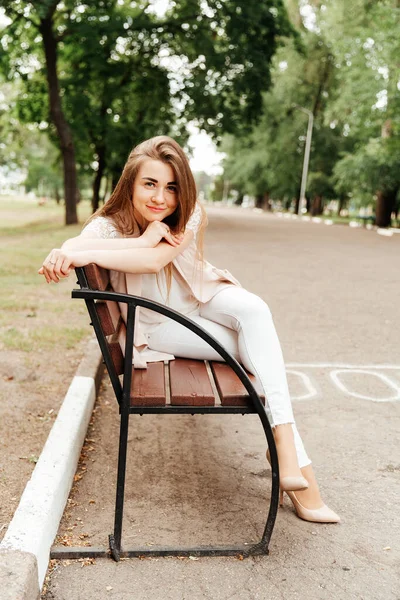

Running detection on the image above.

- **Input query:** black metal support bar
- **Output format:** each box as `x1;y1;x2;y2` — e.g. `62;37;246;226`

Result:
111;303;136;560
128;406;260;415
51;543;268;560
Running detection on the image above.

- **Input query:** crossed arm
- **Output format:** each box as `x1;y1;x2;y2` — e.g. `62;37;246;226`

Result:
38;221;194;283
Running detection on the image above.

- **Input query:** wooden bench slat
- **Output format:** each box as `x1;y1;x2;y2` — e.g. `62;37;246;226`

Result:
169;359;215;406
106;300;124;332
108;341;124;376
210;362;265;407
95;302;115;336
84;263;110;291
83;265;265;412
130;362;166;407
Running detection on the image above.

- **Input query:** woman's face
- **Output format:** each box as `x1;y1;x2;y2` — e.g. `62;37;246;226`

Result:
132;159;178;227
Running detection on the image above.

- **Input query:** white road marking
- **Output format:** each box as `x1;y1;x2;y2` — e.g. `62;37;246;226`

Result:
287;363;400;369
284;363;400;403
329;369;400;402
286;370;317;401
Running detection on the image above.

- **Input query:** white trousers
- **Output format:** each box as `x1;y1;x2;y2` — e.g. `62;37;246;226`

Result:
146;286;311;468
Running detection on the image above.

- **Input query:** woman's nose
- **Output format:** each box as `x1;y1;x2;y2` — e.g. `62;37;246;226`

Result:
151;189;166;204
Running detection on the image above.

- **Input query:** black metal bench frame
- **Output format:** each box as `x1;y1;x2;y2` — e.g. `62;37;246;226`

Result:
51;266;280;561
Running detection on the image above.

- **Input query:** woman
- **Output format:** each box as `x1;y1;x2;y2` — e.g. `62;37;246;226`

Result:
39;135;339;523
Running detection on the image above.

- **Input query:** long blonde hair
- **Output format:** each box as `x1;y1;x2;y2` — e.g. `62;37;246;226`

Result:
89;135;207;297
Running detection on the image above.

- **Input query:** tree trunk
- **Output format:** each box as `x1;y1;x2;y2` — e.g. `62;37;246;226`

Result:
375;189;397;228
234;192;244;206
111;171;120;192
311;195;323;216
255;194;263;209
39;10;78;225
102;175;110;204
262;192;271;211
92;147;106;213
55;188;60;204
337;195;346;216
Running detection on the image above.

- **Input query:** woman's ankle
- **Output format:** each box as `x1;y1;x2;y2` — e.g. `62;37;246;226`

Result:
294;464;324;509
273;423;303;478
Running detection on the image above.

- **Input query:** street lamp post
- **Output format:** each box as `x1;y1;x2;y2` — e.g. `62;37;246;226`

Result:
293;105;314;216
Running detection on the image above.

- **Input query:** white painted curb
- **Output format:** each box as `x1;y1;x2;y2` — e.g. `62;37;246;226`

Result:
0;339;103;591
274;211;398;235
377;228;394;237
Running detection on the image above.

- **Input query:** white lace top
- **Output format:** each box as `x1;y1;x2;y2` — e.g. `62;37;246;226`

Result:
81;204;203;334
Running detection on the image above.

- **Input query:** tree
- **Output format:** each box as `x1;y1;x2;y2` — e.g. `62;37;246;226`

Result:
220;0;400;227
1;1;79;223
319;0;400;226
220;30;343;210
1;0;295;221
0;79;63;198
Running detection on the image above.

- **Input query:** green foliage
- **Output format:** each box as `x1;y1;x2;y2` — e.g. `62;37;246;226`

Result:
221;31;343;203
1;0;295;209
220;0;400;224
307;171;335;199
334;137;400;198
24;142;63;198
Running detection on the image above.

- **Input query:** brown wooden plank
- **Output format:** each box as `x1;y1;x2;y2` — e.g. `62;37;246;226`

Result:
108;341;124;375
130;362;166;407
84;264;110;291
106;300;123;331
95;302;115;336
169;359;215;406
210;362;265;407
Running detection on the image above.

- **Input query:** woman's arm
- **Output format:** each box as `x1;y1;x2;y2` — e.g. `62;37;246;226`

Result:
62;220;183;251
39;229;194;283
77;230;194;274
39;220;185;283
61;232;148;251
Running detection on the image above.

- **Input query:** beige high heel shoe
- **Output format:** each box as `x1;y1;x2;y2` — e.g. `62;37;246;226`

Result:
266;449;309;492
281;489;340;523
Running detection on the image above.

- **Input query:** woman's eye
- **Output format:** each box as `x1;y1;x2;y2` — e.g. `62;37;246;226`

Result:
167;186;177;193
145;182;155;188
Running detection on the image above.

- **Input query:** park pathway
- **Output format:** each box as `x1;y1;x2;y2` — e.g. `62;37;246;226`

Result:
43;207;400;600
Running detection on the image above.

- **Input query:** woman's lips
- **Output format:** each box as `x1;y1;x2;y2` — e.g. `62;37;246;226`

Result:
146;206;165;213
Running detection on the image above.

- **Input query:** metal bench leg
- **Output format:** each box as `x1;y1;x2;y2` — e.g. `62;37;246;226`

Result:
109;406;130;561
258;418;279;555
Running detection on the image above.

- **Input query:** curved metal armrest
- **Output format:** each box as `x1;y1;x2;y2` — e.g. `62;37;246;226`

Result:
73;288;266;417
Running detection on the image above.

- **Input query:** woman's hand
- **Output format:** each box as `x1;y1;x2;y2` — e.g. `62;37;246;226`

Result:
140;221;184;248
38;248;90;283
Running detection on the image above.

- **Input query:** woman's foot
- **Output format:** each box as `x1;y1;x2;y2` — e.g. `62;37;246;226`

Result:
294;464;324;509
268;424;308;492
281;464;340;523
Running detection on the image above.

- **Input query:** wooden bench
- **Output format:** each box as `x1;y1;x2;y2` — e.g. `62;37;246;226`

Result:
51;264;279;561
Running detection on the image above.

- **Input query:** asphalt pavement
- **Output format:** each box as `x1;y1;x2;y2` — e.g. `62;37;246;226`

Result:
43;207;400;600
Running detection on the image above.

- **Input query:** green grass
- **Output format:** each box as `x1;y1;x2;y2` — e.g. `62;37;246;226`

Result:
324;216;353;224
2;325;88;351
0;195;90;230
0;196;92;354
